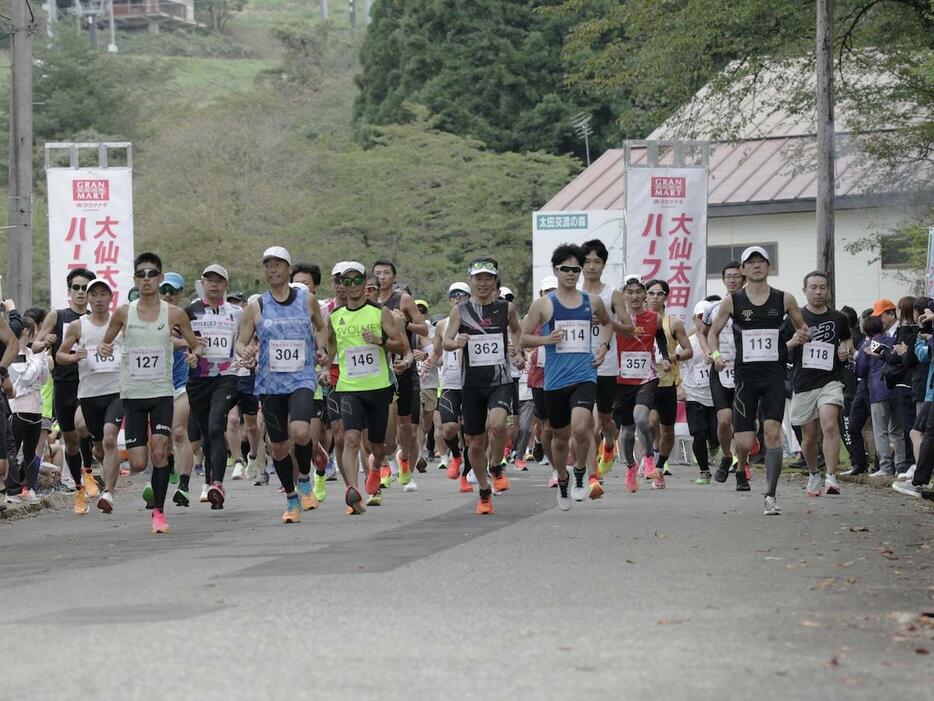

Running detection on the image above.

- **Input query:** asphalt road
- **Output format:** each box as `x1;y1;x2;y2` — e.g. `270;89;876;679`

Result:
1;461;931;701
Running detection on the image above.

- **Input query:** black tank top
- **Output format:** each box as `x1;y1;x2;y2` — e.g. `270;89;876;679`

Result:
52;307;83;383
457;299;511;387
731;287;788;381
382;289;416;375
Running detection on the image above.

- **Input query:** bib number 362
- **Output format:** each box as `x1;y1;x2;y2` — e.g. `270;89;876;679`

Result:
269;340;304;372
468;334;502;367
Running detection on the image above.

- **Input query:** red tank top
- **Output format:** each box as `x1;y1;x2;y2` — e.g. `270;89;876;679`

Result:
616;309;658;386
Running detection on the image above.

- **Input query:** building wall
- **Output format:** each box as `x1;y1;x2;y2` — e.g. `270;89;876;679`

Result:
706;206;913;312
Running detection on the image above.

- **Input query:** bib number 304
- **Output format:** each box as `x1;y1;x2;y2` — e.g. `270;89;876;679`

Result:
269;340;305;372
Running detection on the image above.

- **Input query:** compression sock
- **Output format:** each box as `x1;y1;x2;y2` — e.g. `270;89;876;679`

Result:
151;465;171;510
765;446;783;497
241;440;250;462
658;454;669;472
65;452;82;485
621;425;636;466
692;436;709;471
179;473;190;491
294;441;313;477
80;436;94;469
445;436;462;458
273;455;296;493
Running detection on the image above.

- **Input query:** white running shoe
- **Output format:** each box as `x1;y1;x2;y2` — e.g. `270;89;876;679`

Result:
763;496;781;515
869;468;892;477
892;481;921;498
199;484;210;503
231;460;245;480
467;469;478;485
556;480;571;511
570;485;586;501
806;472;822;497
97;491;114;513
896;465;916;481
824;474;841;495
21;489;41;505
403;480;418;493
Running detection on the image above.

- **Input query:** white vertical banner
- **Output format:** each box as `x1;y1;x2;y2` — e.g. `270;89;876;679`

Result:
926;225;934;298
624;167;707;322
531;210;626;296
47;168;135;311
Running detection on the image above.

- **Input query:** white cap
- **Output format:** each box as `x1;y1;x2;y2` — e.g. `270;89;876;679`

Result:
331;261;349;277
499;286;514;298
248;293;261;305
448;282;470;295
87;279;114;294
539;275;558;293
202;263;229;281
623;274;646;288
740;245;770;264
693;300;710;317
262;246;292;265
341;261;367;276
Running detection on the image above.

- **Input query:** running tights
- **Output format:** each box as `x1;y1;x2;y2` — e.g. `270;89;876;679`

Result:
692;435;709;471
621;410;654;467
294;441;312;476
765;446;783;497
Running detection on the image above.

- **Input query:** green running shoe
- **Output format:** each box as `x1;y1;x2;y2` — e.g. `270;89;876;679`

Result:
172;488;190;507
366;490;382;506
313;473;328;502
142;482;154;509
169;469;179;485
695;471;711;485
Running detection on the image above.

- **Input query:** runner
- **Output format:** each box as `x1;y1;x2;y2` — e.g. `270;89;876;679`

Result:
682;300;719;484
442;256;524;515
414;299;437;473
645;279;693;484
708;246;810;515
185;264;243;510
700;262;745;482
236;246;327;523
326;261;409;514
32;267;98;499
521;243;616;510
56;279;124;513
614;274;669;492
786;271;853;497
527;276;558;485
98;252;203;534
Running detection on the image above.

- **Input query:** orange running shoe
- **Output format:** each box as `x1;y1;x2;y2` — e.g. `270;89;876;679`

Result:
300;492;319;511
74;487;89;515
476;489;494;515
281;504;301;523
365;465;382;495
82;470;100;498
514;459;528;471
491;468;510;493
459;475;474;493
446;455;462;480
588;475;604;499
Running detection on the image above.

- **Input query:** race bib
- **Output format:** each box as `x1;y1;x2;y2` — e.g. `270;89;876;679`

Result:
346;345;381;378
555;320;589;354
802;341;834;371
128;347;166;379
718;364;736;389
468;334;503;367
741;329;779;362
619;351;651;379
269;339;305;372
86;345;120;374
691;362;710;386
196;323;236;360
536;348;546;367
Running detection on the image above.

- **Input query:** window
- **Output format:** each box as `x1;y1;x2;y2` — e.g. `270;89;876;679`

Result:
706;243;778;276
879;232;916;269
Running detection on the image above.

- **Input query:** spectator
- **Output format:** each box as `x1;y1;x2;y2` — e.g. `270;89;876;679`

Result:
883;296;919;472
856;315;904;476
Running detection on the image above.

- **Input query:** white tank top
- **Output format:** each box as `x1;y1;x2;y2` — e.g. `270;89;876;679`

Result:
77;315;122;399
440;348;463;390
592;283;619;377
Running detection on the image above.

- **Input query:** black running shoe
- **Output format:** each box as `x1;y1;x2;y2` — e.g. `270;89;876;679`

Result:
532;441;544;463
715;456;730;483
735;472;751;491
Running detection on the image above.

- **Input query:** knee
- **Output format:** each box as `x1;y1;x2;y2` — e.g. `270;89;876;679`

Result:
102;433;117;452
289;423;312;445
269;442;290;460
172;424;187;444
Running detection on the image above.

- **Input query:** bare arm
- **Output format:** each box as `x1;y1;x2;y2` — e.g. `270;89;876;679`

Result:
707;295;733;359
431;319;446;365
325;317;337;365
443;305;467;351
99;306;128;355
236;302;260;360
784;292;811;340
55;319;85;366
0;319;18;369
610;290;635;337
381;306;409;356
672;318;693;362
31;310;59;353
402;293;429;338
170;306;204;367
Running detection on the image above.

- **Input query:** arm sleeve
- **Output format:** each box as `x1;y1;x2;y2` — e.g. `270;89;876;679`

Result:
7;310;23;339
654;327;669;360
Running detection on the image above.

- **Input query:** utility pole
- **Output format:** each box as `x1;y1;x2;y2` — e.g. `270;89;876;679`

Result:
7;0;35;309
348;0;356;32
320;0;328;21
107;0;117;52
816;0;835;298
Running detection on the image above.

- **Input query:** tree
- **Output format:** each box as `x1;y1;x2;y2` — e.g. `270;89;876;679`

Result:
195;0;249;33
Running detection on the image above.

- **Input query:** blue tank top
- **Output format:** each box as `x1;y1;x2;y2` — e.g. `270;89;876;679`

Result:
172;348;189;390
543;291;596;391
255;288;317;396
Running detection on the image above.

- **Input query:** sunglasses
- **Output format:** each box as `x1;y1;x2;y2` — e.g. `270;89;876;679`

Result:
134;269;161;279
449;291;468;299
340;275;366;287
160;285;181;294
70;284;88;292
556;265;582;274
468;261;497;275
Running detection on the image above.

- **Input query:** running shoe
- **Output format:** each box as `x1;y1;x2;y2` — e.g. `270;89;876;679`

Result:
82;471;100;498
298;488;319;511
532;441;544;463
415;455;428;473
254;470;269;486
208;482;226;510
118;467;130;477
892;481;920;498
514;459;528;471
199;484;210;503
379;464;393;489
313;473;328;502
547;470;558;488
824;474;841;495
588;475;604;499
20;488;41;505
365;464;382;496
314;446;329;473
142;483;154;509
556;478;571;511
231;460;245;480
695;471;711;485
366;490;382;506
467;468;478;484
446;455;462;480
173;487;190;507
625;464;639;493
728;455;739;474
97;491;114;513
476;488;494;515
643;455;658;480
651;476;666;490
398;463;412;487
597;440;615;475
735;471;750;491
806;473;822;497
194;463;204;476
491;466;510;493
459;475;474;493
763;496;781;515
151;509;171;533
346;486;366;515
403;479;418;493
714;456;731;483
246;454;258;480
439;457;448;473
169;469;179;485
571;468;587;502
896;465;916;482
281;503;302;523
662;465;672;477
4;493;21;504
325;454;338;480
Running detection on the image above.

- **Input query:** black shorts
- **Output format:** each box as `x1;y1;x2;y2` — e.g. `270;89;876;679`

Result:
394;369;420;419
686;401;717;438
462;383;513;436
260;388;319;443
613;379;659;426
79;393;124;442
655;385;678;426
237;374;259;416
531;387;547;421
544;382;597;430
53;379;80;433
709;371;735;412
124;396;174;449
733;376;785;433
913;401;930;432
325;387;342;427
439;388;462;425
340;386;393;444
187;410;202;443
510;379;520;416
596;376;617;414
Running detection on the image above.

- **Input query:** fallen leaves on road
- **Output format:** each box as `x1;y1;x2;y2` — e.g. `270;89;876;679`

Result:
916;647;929;655
811;577;837;591
658;618;686;625
801;619;821;628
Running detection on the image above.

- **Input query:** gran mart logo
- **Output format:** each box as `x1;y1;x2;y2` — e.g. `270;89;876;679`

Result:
650;177;686;199
73;179;109;202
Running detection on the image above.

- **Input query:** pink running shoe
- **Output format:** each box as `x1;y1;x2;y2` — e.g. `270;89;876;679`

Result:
151;509;170;534
625;464;640;493
652;476;666;490
547;470;559;488
643;456;658;480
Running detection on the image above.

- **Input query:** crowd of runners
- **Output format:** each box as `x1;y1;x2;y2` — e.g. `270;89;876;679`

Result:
0;240;931;533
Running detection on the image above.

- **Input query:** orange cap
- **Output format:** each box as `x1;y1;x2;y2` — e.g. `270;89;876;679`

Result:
872;299;896;316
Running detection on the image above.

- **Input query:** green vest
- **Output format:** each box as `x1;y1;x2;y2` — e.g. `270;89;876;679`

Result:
332;302;392;393
120;299;175;399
